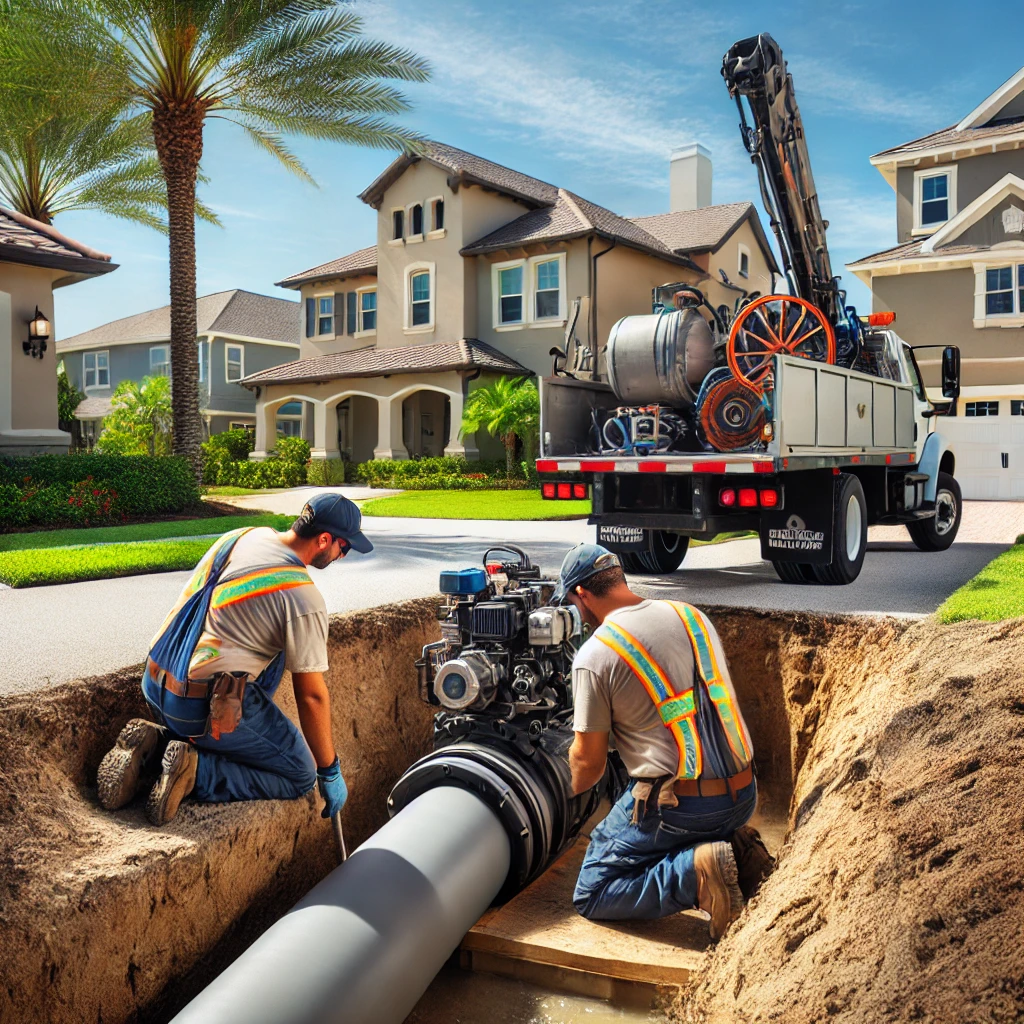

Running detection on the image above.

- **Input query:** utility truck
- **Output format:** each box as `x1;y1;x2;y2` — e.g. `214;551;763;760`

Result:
538;33;963;585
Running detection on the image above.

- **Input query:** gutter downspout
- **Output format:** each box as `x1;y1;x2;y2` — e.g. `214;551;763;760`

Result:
590;238;617;365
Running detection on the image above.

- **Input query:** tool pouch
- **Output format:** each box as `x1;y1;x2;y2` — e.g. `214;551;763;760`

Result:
207;672;248;740
629;777;668;825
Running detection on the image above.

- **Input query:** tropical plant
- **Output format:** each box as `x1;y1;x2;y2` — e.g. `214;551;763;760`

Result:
0;2;216;229
460;376;540;486
55;360;84;432
8;1;429;480
97;374;173;456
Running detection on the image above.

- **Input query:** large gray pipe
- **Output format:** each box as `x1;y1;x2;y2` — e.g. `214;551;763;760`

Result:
170;786;510;1024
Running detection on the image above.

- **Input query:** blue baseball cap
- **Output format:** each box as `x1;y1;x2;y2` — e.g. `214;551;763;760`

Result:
551;543;621;605
296;493;373;553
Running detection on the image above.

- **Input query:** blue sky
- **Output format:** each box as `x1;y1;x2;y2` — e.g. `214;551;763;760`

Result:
53;0;1024;339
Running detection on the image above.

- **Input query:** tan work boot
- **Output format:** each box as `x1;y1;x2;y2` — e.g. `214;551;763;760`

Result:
97;718;167;810
694;841;745;941
146;740;199;825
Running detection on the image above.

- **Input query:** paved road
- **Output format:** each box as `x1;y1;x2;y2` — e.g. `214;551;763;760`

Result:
1;502;1020;696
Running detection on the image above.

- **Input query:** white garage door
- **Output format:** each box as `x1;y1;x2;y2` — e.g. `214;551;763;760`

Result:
940;415;1024;499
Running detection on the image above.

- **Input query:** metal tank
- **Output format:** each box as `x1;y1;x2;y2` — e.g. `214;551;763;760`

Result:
606;307;716;407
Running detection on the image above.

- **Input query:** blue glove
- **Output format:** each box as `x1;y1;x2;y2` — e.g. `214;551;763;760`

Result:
316;756;348;819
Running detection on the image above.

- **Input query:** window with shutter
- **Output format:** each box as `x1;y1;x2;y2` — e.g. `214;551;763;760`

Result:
305;297;315;338
347;292;357;334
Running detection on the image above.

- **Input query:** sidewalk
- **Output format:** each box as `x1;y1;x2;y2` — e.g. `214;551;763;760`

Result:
212;485;400;515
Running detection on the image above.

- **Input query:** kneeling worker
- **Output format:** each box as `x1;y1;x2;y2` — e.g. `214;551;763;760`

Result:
554;543;756;940
97;494;372;826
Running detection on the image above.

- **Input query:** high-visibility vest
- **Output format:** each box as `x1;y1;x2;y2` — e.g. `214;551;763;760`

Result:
594;601;752;780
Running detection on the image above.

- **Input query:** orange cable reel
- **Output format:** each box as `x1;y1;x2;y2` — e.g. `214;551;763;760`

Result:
726;295;836;395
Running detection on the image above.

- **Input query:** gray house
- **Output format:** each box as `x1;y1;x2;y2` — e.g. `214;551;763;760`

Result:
849;66;1024;499
57;289;302;445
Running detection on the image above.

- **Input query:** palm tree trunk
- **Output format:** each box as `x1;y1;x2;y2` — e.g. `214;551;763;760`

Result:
504;433;516;488
152;104;205;479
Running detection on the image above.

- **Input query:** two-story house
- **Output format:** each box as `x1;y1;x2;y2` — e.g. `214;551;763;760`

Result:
0;205;116;456
848;67;1024;498
57;289;302;446
242;141;776;463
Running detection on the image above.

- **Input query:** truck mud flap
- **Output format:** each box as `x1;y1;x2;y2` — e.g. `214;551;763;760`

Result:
760;471;834;564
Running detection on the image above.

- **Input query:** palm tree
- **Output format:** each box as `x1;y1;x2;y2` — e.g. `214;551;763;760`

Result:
11;1;429;477
461;376;540;486
98;374;174;456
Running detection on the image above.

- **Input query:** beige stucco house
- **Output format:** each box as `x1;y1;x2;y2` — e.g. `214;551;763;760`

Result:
244;142;776;463
0;206;116;456
848;67;1024;498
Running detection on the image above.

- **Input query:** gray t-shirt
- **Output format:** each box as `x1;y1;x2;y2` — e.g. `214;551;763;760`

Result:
153;527;329;681
571;599;751;780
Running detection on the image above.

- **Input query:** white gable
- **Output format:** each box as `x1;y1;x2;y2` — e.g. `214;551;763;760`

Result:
923;173;1024;252
956;66;1024;131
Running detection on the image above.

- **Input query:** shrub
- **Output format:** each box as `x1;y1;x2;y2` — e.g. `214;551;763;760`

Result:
354;456;519;489
0;454;199;528
306;459;350;487
200;430;309;489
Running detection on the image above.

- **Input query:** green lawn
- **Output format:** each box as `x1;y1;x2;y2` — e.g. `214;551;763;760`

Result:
936;540;1024;623
0;538;218;588
0;514;294;552
361;489;591;520
203;486;286;497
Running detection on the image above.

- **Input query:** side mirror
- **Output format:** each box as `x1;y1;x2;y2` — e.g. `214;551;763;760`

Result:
941;346;961;399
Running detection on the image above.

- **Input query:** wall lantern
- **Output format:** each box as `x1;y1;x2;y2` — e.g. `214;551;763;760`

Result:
23;307;50;359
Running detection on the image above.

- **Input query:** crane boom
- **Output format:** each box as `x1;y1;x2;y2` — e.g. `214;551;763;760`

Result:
722;33;841;328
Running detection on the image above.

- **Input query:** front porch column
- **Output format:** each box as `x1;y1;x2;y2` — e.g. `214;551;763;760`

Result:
443;388;478;458
250;393;277;460
310;400;340;460
373;395;409;460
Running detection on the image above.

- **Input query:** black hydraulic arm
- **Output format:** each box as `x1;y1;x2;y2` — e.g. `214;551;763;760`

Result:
722;34;839;327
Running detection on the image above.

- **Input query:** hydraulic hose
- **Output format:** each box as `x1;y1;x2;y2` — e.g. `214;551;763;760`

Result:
168;785;510;1024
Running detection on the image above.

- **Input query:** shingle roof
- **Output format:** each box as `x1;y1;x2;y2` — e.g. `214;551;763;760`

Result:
276;245;377;289
631;202;754;252
871;116;1024;161
847;237;1001;268
461;188;703;270
73;395;114;420
57;289;300;351
359;141;559;210
241;339;531;387
0;205;116;279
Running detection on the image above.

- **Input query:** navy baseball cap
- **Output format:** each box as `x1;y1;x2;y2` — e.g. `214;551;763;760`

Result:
551;543;620;605
297;493;373;553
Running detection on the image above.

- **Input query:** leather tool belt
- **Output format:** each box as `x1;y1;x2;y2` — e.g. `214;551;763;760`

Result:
207;672;248;741
147;657;210;700
629;764;754;825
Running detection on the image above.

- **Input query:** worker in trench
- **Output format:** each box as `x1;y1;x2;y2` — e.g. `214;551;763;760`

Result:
96;494;371;827
554;543;772;940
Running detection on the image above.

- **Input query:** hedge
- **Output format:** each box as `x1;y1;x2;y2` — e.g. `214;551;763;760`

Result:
0;454;200;529
354;456;533;490
201;431;310;489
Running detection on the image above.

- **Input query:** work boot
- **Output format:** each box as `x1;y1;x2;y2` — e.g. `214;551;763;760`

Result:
694;841;745;941
97;718;167;810
146;741;199;825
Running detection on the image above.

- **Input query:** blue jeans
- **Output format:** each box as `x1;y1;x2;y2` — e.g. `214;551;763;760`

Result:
142;668;317;804
573;780;757;921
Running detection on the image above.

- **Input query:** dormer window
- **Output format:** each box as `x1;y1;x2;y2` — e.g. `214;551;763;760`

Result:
914;166;957;233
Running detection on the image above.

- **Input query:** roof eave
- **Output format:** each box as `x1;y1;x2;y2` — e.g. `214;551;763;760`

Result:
0;244;118;279
274;265;377;290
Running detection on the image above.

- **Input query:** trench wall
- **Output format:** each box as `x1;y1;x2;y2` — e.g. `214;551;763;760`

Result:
0;598;439;1024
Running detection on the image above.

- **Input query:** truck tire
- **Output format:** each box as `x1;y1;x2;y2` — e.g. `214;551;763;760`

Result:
619;531;689;574
906;472;961;552
772;560;817;584
811;473;867;585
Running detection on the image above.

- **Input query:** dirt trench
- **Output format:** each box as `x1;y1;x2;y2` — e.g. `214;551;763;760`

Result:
0;603;1021;1024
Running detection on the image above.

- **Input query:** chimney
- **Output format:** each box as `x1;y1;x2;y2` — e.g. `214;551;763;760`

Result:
670;143;712;212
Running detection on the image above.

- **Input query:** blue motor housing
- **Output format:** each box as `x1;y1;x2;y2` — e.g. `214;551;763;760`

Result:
439;567;488;595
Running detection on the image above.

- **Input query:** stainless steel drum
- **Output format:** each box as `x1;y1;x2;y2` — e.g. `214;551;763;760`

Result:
606;308;716;407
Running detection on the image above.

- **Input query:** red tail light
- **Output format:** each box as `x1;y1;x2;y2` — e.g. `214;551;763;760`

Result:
557;483;572;499
541;483;555;499
739;488;758;508
759;489;778;508
719;488;736;507
572;483;588;499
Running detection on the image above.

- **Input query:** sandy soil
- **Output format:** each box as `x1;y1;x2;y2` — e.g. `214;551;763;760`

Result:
674;613;1024;1024
0;598;438;1024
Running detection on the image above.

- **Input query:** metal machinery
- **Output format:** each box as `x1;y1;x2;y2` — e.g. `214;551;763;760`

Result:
170;548;619;1024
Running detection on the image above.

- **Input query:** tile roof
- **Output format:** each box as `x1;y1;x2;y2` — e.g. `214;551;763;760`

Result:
0;205;116;279
276;245;377;289
73;395;114;420
871;116;1024;161
630;202;755;252
57;289;300;350
461;188;702;270
241;339;531;387
359;141;559;210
